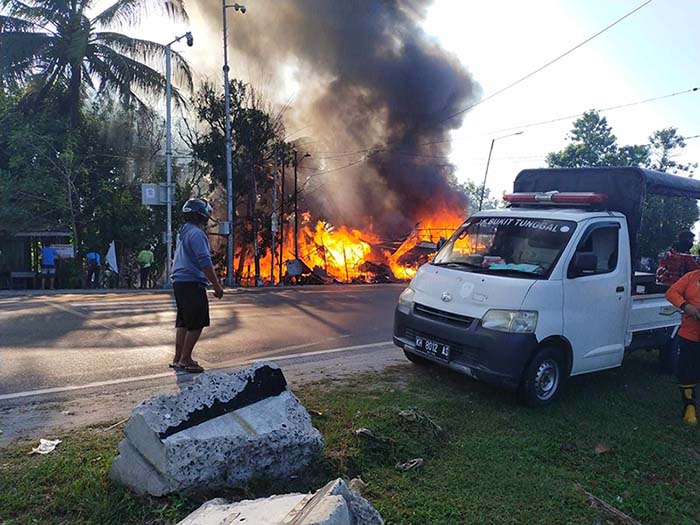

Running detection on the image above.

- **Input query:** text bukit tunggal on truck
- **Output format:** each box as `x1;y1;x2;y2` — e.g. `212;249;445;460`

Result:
393;167;698;406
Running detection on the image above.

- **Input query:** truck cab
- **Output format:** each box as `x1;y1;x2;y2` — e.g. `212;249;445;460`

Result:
393;167;697;405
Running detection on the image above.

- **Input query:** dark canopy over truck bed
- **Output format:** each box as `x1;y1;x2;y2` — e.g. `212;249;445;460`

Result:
513;167;700;260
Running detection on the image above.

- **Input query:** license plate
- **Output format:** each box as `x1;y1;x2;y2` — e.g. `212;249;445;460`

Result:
415;335;450;361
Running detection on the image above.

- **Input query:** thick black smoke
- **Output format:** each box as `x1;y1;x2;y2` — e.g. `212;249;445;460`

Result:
195;0;479;237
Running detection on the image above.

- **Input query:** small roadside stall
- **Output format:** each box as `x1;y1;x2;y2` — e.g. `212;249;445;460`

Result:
0;231;74;289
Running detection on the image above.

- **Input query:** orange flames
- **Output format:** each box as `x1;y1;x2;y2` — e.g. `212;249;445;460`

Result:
234;208;464;285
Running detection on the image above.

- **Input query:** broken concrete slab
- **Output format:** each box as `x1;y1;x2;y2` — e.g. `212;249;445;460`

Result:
110;362;324;496
176;478;383;525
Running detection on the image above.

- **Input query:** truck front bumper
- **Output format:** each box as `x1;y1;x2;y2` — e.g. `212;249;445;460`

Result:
393;304;538;390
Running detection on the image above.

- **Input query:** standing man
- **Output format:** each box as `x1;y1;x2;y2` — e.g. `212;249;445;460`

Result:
86;249;101;289
171;198;224;373
40;244;57;290
666;268;700;425
137;246;155;289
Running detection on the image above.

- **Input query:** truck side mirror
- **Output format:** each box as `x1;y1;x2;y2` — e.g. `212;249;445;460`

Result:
569;252;598;278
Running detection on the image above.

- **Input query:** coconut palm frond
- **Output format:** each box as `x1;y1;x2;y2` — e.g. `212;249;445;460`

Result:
0;13;41;32
92;43;187;107
0;31;53;77
3;0;60;27
93;31;192;91
92;0;187;28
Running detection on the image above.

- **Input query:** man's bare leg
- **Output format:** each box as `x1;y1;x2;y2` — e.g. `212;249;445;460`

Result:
173;327;187;365
178;328;203;366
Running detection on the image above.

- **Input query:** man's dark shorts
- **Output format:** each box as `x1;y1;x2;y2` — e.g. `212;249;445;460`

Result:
173;281;210;330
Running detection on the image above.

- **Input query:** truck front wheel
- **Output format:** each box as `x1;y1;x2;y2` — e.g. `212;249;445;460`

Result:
518;346;566;407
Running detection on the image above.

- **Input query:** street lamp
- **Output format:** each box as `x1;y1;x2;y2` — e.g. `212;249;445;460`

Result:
165;31;193;288
478;131;524;211
222;2;246;287
293;150;311;260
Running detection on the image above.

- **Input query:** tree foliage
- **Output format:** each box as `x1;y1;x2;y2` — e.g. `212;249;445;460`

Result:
189;80;286;282
547;111;698;261
0;0;192;124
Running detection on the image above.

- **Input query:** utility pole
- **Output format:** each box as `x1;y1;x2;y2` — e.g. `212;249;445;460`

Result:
164;31;193;288
222;2;246;286
479;130;524;211
293;149;299;260
270;150;279;285
292;150;311;262
279;148;286;284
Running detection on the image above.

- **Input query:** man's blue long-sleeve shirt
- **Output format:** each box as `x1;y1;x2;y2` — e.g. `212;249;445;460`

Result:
172;223;213;285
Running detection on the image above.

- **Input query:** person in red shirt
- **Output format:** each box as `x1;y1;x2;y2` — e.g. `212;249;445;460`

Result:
657;230;700;285
665;269;700;425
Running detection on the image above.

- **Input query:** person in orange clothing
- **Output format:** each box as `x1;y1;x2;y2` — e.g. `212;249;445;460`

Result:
666;269;700;425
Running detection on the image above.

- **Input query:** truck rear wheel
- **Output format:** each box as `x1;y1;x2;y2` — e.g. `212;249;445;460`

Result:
403;349;431;366
518;346;566;407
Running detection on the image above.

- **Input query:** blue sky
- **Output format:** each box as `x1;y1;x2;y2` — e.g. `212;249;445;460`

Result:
423;0;700;198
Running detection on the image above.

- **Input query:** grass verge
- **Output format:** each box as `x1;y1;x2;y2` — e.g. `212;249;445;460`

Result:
2;350;700;524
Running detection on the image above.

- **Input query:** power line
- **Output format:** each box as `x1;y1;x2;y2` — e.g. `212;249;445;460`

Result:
436;0;655;125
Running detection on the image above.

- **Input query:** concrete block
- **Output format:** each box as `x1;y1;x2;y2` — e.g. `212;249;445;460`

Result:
176;478;383;525
110;362;323;496
177;494;308;525
109;439;173;496
297;494;351;525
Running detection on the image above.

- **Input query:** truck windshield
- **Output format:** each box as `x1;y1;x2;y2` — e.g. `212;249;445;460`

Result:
432;217;577;277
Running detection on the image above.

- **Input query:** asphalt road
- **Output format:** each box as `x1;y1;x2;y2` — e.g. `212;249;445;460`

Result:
0;284;405;399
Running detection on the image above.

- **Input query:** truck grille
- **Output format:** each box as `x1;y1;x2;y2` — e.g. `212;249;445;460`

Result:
414;303;476;327
404;328;479;363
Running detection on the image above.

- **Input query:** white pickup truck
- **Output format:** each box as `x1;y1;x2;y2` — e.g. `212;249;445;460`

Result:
393;167;700;405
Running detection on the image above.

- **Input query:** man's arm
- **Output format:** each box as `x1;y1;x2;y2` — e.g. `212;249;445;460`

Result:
666;271;700;319
203;266;224;299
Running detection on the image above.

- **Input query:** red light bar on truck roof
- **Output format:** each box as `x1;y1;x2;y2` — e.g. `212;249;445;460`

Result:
504;191;608;206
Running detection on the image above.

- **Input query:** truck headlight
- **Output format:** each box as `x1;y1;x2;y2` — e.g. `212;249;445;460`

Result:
481;310;538;334
397;288;415;313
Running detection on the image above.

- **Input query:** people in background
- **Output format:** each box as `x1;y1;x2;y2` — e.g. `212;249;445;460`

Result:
171;198;224;373
137;246;155;289
86;249;101;288
656;230;700;286
40;245;57;290
666;268;700;425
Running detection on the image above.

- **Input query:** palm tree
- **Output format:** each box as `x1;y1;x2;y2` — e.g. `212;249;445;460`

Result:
0;0;193;125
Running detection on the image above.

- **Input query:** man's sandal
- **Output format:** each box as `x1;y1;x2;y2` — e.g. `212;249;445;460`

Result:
180;361;204;373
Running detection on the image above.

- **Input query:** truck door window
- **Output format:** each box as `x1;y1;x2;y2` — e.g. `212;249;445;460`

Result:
572;226;619;275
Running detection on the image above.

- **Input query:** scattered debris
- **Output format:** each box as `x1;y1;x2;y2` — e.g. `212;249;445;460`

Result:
354;427;393;445
308;409;324;417
395;458;424;472
30;439;62;455
110;363;323;496
60;410;74;416
102;418;128;432
397;407;445;437
594;444;611;455
178;478;383;525
576;483;641;525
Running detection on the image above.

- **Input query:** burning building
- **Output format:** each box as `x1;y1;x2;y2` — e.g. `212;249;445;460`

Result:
191;0;480;283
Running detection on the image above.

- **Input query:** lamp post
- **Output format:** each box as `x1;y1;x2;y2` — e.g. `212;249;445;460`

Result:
293;150;311;260
164;31;193;288
222;1;246;287
478;131;524;211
